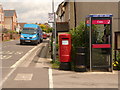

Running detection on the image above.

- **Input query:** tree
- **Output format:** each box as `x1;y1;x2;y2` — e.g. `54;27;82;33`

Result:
38;23;52;33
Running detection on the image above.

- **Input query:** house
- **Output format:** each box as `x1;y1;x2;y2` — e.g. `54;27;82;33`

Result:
75;2;120;32
18;23;27;32
4;10;17;31
0;3;4;31
56;2;70;32
57;1;120;30
16;23;21;33
56;2;65;22
44;23;51;28
56;0;120;44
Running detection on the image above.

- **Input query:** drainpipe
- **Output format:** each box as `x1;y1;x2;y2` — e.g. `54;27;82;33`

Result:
74;0;77;28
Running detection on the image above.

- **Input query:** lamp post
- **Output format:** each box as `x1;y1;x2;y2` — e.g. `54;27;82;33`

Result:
52;0;56;61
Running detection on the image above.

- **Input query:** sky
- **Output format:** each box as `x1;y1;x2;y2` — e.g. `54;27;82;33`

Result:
1;0;64;24
1;0;119;24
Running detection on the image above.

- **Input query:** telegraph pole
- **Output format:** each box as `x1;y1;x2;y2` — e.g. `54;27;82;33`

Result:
52;0;56;61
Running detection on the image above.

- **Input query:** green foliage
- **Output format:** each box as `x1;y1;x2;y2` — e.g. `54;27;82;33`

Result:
51;59;60;69
8;30;18;34
68;22;89;67
69;22;99;69
46;27;53;33
3;29;18;34
56;43;59;51
69;22;89;50
113;51;120;70
2;28;9;33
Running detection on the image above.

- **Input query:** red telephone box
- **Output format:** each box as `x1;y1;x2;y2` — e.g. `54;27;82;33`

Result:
86;14;113;72
59;34;71;70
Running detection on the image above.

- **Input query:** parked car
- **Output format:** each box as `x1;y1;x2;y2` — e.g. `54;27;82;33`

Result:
47;33;50;37
20;24;43;45
43;32;47;39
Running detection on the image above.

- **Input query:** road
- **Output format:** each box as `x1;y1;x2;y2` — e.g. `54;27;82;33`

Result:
0;39;119;90
1;39;51;89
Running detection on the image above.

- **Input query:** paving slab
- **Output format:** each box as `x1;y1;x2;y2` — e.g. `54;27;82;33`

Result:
52;69;118;88
2;67;49;88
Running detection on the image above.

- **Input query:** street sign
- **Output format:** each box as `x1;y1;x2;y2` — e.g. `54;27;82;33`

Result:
86;19;111;24
48;13;54;23
92;20;110;24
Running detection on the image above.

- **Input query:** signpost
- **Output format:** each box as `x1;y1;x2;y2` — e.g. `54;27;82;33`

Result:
48;13;54;23
48;0;56;61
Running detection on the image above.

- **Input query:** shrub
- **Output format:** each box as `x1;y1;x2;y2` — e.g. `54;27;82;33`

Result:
69;22;99;69
68;22;89;68
113;51;120;70
2;28;9;33
69;22;86;48
8;30;18;34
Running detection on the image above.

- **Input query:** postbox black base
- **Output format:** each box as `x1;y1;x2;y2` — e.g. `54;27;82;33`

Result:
59;62;71;70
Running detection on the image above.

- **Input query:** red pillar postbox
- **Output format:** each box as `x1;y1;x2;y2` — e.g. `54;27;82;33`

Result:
59;34;71;70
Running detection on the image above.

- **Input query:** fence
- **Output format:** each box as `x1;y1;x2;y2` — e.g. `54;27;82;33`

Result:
1;33;20;41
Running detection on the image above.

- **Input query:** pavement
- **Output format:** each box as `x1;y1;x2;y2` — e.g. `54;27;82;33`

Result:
52;69;118;89
1;39;51;89
1;39;119;90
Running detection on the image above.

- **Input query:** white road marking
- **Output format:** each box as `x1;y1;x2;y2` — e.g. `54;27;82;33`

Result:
11;44;40;68
20;43;45;67
0;55;12;60
0;45;40;87
5;56;12;59
1;40;49;87
0;51;23;60
14;73;33;81
15;51;23;55
49;68;53;89
0;68;16;88
3;55;6;58
2;51;23;55
2;51;14;55
8;51;14;54
0;55;2;59
19;48;40;67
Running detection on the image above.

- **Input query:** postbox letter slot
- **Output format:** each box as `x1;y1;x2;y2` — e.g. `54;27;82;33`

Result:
62;38;69;39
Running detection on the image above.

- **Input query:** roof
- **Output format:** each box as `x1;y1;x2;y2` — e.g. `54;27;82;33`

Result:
4;10;17;17
56;2;64;15
24;24;39;28
0;4;3;12
0;3;2;9
18;23;27;28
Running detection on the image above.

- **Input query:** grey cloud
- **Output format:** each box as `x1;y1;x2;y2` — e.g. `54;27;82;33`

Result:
2;0;63;23
2;2;52;23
